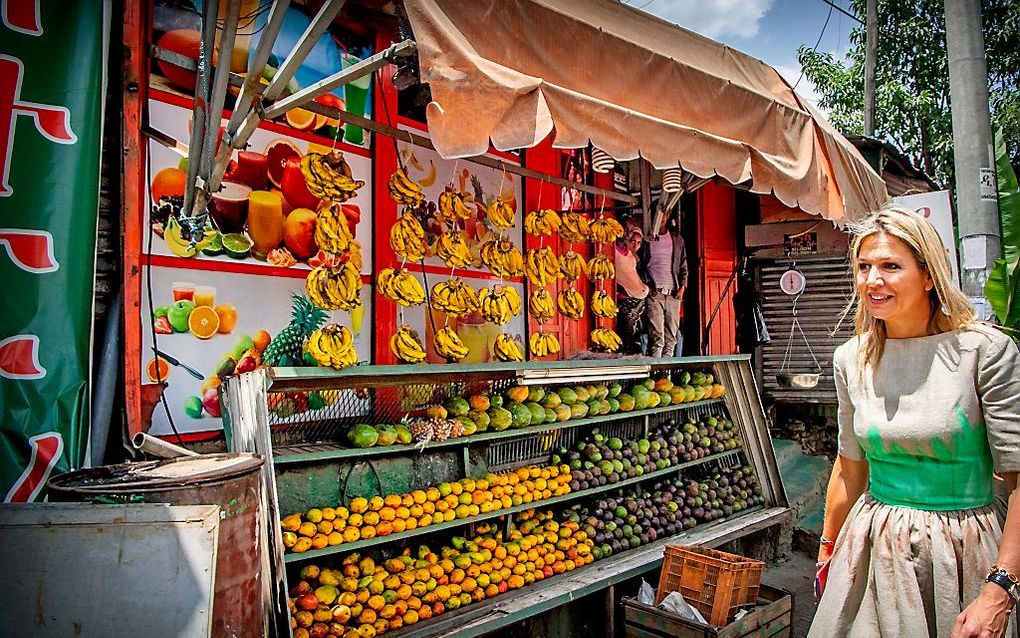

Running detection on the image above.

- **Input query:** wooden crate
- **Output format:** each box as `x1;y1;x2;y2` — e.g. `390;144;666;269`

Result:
656;546;764;627
623;584;791;638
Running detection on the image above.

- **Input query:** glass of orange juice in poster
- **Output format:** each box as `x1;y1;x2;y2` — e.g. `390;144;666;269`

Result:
193;285;216;308
456;314;499;364
247;190;284;259
172;281;195;302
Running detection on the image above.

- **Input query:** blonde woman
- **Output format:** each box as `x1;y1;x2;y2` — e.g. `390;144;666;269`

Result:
809;207;1020;638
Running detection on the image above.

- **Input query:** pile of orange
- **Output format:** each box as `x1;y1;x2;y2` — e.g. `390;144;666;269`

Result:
288;510;596;638
280;466;573;554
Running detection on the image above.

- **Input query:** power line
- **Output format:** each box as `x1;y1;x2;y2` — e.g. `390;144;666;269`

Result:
822;0;864;25
793;1;835;89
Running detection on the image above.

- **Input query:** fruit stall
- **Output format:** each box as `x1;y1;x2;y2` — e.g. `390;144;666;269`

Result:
221;355;790;637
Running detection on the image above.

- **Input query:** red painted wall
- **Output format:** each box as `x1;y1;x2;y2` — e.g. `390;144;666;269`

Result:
698;182;738;355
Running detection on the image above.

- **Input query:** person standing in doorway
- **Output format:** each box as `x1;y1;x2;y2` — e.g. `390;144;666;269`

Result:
639;206;687;357
614;223;650;355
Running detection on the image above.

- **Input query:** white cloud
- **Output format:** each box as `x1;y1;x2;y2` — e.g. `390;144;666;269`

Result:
639;0;776;39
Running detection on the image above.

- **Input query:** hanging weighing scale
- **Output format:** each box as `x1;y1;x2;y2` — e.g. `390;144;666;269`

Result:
776;263;822;389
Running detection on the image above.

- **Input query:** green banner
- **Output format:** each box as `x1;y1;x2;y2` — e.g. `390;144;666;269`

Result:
0;1;106;501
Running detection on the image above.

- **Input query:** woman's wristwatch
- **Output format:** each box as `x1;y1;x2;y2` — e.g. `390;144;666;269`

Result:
986;566;1020;605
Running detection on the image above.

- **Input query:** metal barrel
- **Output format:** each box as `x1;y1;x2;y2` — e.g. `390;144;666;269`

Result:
48;453;266;638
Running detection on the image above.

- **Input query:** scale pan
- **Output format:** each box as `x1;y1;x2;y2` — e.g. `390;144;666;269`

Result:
776;373;820;389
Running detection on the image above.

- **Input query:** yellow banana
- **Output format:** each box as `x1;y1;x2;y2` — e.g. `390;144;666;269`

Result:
390;324;426;363
493;334;525;361
524;209;562;236
529;288;556;323
434;326;469;361
560;212;591;243
592;290;618;318
557;289;585;320
390;213;426;261
486;199;516;229
590;216;625;244
436;231;472;268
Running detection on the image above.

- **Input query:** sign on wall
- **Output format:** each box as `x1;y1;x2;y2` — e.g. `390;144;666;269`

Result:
891;190;960;286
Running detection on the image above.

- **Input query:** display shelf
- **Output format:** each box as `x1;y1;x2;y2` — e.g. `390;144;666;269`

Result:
386;506;791;638
282;448;745;563
272;398;725;465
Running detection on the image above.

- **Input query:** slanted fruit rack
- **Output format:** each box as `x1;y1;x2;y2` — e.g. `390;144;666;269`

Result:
222;355;789;638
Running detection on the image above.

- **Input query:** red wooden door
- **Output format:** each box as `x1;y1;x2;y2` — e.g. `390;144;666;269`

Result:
698;183;738;355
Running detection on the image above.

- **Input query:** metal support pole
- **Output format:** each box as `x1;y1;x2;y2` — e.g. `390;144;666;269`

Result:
181;0;219;217
863;0;877;137
262;0;348;103
945;0;999;314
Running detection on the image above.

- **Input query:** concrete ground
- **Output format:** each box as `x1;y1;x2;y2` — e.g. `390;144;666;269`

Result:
765;550;819;636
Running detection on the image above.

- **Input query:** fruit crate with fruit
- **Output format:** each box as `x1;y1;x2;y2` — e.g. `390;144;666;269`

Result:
219;356;789;638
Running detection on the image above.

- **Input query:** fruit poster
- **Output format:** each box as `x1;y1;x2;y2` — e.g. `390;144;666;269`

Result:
0;2;107;500
141;265;373;436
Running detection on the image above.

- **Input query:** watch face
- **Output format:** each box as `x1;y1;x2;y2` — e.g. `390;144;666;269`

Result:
780;269;806;296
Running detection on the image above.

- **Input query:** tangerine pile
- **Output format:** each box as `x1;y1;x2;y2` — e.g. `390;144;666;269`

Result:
288;510;596;638
281;466;573;553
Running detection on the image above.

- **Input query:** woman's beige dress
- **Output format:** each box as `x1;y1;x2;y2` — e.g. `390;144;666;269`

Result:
808;326;1020;637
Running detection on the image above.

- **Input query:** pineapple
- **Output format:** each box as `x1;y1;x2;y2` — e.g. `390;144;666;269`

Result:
263;294;329;367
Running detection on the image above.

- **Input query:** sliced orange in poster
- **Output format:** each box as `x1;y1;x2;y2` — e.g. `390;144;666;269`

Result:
188;305;220;339
285;107;317;131
146;356;171;383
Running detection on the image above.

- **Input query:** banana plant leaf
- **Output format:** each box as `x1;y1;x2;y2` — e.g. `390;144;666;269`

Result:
985;259;1020;327
995;125;1020;272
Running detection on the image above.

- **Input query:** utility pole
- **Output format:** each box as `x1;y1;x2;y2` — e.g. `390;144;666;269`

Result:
863;0;877;136
945;0;998;316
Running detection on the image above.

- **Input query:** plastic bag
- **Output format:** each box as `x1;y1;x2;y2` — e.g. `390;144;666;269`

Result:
659;591;707;624
637;579;655;605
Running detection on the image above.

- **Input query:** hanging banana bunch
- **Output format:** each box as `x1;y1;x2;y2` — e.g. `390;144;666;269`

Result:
480;239;524;278
314;202;354;254
436;189;473;223
305;324;358;369
589;216;625;244
486;198;516;229
434;326;470;362
435;230;472;268
587;253;615;281
378;267;425;307
390;324;427;363
529;331;561;357
524;209;562;236
390;213;426;262
560;212;591;243
557;289;585;320
301;151;365;202
525;247;561;287
591;328;622;352
493;333;525;362
591;290;619;318
430;279;479;318
529;288;556;324
306;261;362;311
387;167;425;207
559;250;587;282
478;285;522;325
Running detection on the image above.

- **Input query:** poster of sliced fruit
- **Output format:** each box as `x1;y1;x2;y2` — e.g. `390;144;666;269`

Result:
145;98;373;274
395;125;523;274
141;265;372;436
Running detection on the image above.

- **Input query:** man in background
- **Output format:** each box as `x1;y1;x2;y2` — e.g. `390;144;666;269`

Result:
638;206;687;357
614;223;649;355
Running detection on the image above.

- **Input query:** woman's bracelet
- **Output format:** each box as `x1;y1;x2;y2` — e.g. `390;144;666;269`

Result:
985;566;1020;605
820;536;836;547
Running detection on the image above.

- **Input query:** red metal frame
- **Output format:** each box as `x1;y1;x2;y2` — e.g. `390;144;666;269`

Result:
698;182;738;355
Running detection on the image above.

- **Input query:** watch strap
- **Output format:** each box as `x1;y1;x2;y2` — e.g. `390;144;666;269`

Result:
986;569;1020;604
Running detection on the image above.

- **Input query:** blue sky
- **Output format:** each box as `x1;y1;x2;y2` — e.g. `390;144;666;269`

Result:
632;0;859;107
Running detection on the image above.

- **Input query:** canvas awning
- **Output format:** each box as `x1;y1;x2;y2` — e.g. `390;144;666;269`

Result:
403;0;888;223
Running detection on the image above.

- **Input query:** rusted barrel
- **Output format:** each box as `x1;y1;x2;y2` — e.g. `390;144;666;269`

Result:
48;453;265;637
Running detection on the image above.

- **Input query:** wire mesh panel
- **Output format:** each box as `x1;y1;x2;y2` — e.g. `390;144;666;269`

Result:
485;416;645;470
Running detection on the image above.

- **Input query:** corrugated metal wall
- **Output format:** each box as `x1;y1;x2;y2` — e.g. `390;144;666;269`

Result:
755;256;854;403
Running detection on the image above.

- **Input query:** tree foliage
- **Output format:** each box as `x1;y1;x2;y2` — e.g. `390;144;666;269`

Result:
798;0;1020;188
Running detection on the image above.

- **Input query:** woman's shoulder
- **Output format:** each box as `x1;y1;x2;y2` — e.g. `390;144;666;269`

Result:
955;323;1017;357
833;335;864;369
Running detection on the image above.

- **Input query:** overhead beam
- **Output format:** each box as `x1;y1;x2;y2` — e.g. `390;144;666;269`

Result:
261;0;348;103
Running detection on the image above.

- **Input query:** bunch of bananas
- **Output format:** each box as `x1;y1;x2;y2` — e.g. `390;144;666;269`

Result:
529;331;561;357
437;189;473;222
305;324;358;369
524;209;561;236
587;253;615;281
430;279;479;317
435;230;472;268
387;167;425;207
480;239;524;278
300;151;364;202
560;212;591;243
434;326;469;361
559;250;587;282
525;247;561;287
390;324;427;363
590;216;625;244
493;334;525;361
591;290;619;318
529;288;556;323
390;213;426;262
478;285;522;325
306;261;362;311
314;202;353;254
377;267;425;306
486;198;516;229
557;288;585;320
591;327;622;352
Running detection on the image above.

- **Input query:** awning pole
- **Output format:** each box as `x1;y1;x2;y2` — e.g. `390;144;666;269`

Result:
180;0;219;218
262;0;348;103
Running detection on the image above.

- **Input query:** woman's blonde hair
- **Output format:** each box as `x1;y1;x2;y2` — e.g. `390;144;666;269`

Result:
837;205;976;371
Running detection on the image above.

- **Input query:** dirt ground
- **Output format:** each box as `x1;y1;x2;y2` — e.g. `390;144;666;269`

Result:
765;550;818;636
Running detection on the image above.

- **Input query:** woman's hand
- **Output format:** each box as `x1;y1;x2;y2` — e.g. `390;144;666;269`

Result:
951;583;1013;637
814;542;834;602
